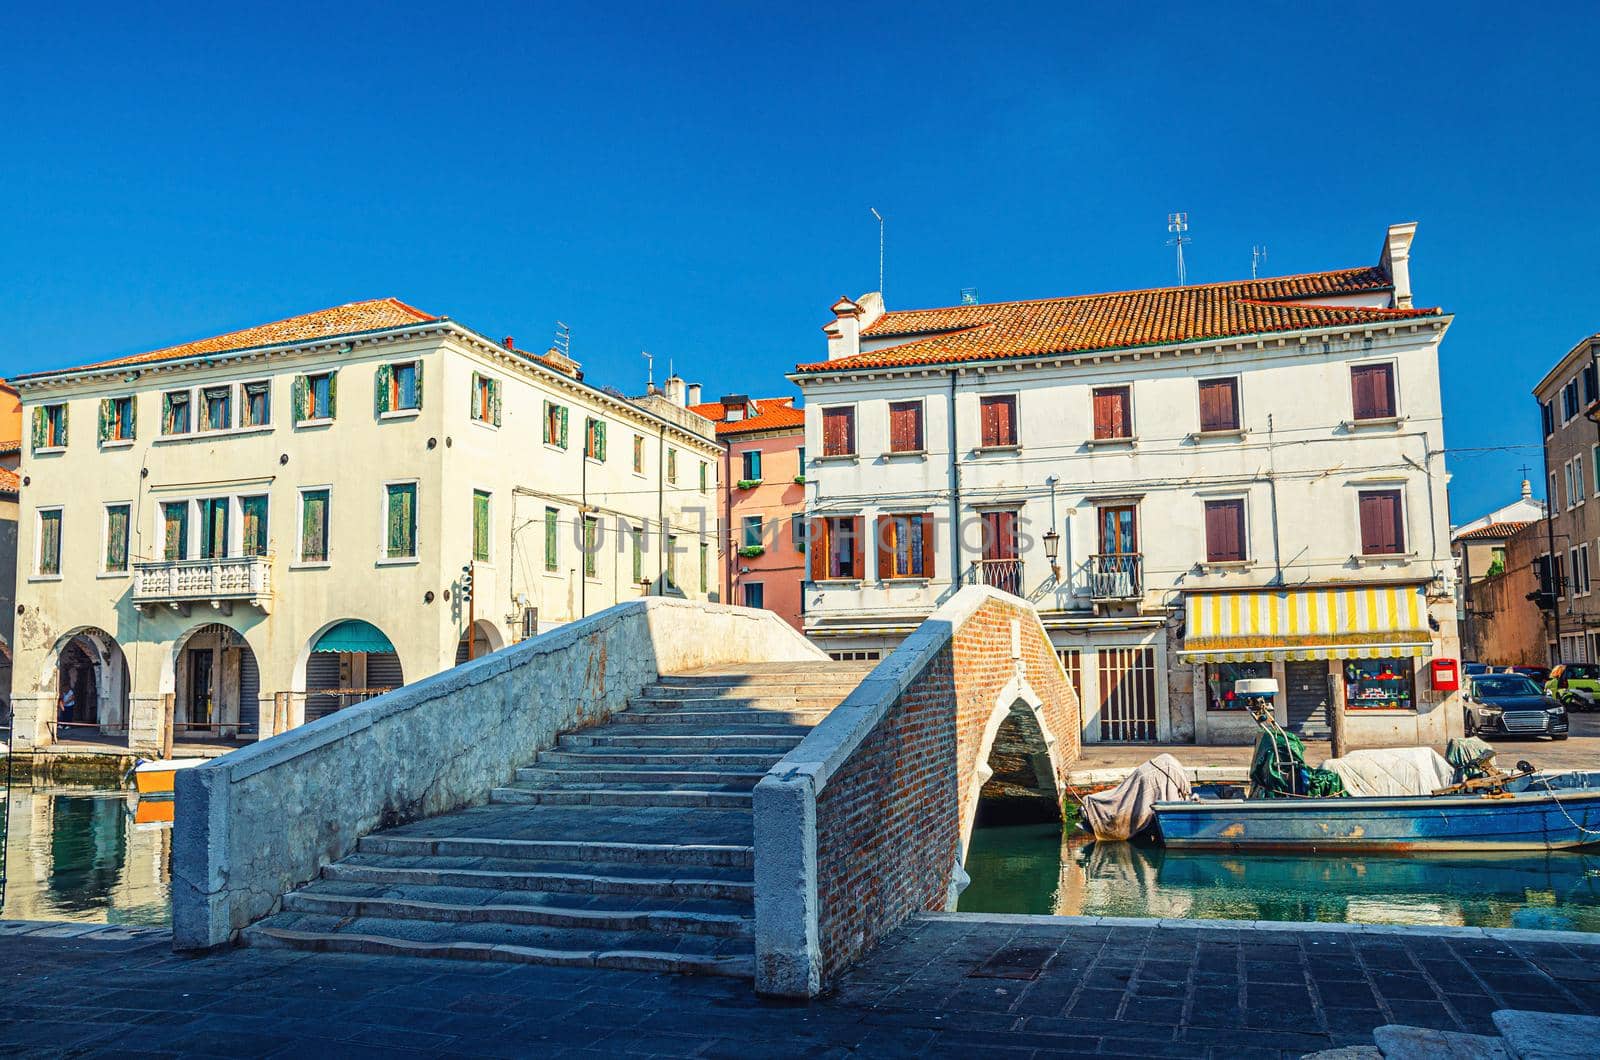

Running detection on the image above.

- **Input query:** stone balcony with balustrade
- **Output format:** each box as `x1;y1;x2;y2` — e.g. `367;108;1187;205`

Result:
132;555;273;615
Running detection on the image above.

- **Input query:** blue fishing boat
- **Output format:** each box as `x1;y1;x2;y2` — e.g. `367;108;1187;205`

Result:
1154;770;1600;852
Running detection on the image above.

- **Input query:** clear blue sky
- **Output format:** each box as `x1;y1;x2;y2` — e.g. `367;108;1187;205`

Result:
5;1;1597;521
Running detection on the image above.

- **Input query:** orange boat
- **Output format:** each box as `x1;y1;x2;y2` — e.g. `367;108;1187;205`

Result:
131;758;206;797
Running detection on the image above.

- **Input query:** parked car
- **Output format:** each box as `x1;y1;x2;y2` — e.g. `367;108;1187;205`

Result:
1462;673;1568;740
1502;665;1552;686
1547;663;1600;711
1463;661;1491;677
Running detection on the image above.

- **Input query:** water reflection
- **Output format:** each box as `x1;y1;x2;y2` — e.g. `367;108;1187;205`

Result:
2;786;171;925
958;822;1600;933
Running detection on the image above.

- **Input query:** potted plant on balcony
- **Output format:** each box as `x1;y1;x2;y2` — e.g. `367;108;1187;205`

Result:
737;545;765;558
736;478;762;490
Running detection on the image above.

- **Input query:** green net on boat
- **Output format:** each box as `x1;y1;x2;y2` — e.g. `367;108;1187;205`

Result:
1249;727;1347;799
1445;736;1497;780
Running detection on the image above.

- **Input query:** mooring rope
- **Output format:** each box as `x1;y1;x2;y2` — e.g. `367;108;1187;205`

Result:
1534;775;1600;838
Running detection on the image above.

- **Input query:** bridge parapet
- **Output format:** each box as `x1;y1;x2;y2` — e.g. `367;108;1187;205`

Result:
753;586;1080;997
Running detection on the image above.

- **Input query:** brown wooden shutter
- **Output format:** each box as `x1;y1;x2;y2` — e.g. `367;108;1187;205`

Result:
1359;491;1403;554
1199;379;1238;432
876;516;895;579
889;402;921;452
850;516;866;579
995;397;1014;445
810;517;829;580
1094;387;1129;438
823;407;854;455
919;513;936;578
1352;365;1395;420
1205;500;1245;562
980;398;998;447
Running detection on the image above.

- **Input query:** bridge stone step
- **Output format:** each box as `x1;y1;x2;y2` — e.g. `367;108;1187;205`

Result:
608;709;829;727
638;682;861;700
324;856;753;902
556;731;805;751
625;696;844;714
535;748;786;769
356;833;754;869
490;785;755;809
515;766;767;788
245;913;753;977
281;889;753;938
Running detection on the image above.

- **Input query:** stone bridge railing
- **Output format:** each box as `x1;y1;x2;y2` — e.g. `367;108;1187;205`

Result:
752;586;1081;997
172;599;828;950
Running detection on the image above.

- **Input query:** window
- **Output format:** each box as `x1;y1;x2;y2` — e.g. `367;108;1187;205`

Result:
1565;461;1576;510
242;381;271;427
241;495;268;557
472;490;491;562
876;512;933;579
293;372;336;423
633;435;645;474
1542;400;1555;437
700;461;709;494
99;396;136;443
1345;657;1416;711
743;582;765;609
1351;363;1397;421
36;508;62;576
809;516;863;581
299;489;329;563
1091;386;1132;440
631;526;644;583
1203;499;1247;563
544;508;559;571
32;403;69;450
699;542;708;594
979;395;1018;448
582;516;598;577
471;373;501;426
1358;489;1405;555
1584;364;1597;406
1578;454;1587;507
201;386;232;431
889;400;925;452
104;504;130;573
1563;378;1580;423
385;483;417;559
1594;444;1600;496
543;401;569;447
821;407;856;457
667;533;679;587
584;418;607;461
741;449;763;481
198;497;229;559
743;516;763;549
162;391;191;435
1197;378;1240;433
162;501;190;561
1206;661;1271;711
1573;545;1592;598
792;513;806;552
667;447;678;484
376;361;422;414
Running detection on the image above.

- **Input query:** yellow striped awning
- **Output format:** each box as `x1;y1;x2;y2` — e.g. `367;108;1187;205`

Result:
1179;586;1432;663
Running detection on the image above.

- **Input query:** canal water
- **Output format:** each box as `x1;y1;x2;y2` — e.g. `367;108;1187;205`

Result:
1;784;172;925
959;821;1600;933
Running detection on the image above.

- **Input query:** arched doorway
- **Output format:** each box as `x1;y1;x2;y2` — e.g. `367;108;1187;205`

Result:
173;624;261;742
454;620;504;664
48;628;129;743
976;703;1063;826
305;620;404;722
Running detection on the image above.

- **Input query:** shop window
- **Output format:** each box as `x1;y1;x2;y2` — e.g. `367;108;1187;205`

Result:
1344;658;1416;711
1206;661;1271;711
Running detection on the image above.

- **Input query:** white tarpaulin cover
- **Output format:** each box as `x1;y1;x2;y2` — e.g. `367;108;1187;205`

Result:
1081;753;1192;841
1318;747;1456;797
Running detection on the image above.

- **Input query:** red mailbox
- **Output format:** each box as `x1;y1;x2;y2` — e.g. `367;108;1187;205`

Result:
1430;658;1460;692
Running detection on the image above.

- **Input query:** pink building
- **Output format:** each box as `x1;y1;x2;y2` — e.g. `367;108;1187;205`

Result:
690;394;806;630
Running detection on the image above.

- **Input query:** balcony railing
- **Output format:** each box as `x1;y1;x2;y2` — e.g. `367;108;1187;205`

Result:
133;555;273;613
1088;553;1142;601
971;558;1024;597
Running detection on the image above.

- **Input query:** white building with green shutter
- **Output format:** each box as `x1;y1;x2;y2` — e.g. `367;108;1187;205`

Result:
8;298;722;751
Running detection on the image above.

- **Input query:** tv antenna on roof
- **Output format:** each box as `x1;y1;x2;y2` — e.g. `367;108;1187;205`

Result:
1166;212;1191;285
1252;245;1268;280
642;351;654;391
554;321;571;359
870;207;884;296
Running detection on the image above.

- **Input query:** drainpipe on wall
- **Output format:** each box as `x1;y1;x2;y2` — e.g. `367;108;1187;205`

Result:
1543;408;1562;661
724;437;734;605
948;369;963;587
580;436;588;619
657;424;667;595
1266;413;1284;586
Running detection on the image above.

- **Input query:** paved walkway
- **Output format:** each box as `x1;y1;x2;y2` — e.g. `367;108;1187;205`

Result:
4;915;1598;1057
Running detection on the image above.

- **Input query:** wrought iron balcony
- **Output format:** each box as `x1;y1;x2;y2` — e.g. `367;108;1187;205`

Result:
1088;553;1142;601
133;555;273;614
970;558;1024;597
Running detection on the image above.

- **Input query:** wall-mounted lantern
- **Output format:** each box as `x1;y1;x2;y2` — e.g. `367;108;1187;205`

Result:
1042;527;1061;577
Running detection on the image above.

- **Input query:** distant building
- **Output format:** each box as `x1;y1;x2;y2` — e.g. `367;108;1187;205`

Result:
1532;331;1600;662
0;380;20;722
1450;478;1544;659
793;222;1465;748
1461;521;1549;666
9;300;721;751
689;393;806;630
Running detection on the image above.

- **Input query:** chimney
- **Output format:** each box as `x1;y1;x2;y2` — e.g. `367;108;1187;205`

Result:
663;375;687;407
686;383;702;406
503;335;516;352
1380;222;1418;309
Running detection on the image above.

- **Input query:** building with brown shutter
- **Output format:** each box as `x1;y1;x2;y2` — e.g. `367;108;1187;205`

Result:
792;222;1465;748
1531;330;1600;663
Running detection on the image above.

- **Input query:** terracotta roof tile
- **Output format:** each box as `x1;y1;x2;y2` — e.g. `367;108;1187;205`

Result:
0;466;18;495
1453;520;1536;542
798;267;1441;374
27;298;438;378
687;396;804;436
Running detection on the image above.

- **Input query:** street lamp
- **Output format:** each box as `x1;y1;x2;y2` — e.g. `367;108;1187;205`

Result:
1042;527;1061;577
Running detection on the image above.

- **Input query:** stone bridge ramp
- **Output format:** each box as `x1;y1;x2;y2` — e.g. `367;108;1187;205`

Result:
242;661;870;977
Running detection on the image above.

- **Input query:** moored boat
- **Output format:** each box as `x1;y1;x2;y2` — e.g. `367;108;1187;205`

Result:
130;757;207;797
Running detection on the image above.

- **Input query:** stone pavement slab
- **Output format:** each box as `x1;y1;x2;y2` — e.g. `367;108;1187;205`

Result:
1491;1009;1600;1059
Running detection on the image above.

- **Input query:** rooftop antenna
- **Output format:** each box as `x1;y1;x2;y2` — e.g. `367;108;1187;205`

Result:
870;207;884;296
1166;212;1191;285
642;351;654;391
1252;244;1268;280
960;287;978;305
554;320;571;359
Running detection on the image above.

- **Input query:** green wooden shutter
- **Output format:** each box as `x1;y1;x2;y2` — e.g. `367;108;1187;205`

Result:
97;399;110;443
386;483;416;558
472;490;490;562
492;379;502;426
291;376;308;424
632;528;643;582
326;371;338;419
544;508;558;570
542;401;552;443
558;406;568;448
30;407;44;451
126;397;137;440
375;364;393;415
595;421;606;462
57;405;67;447
413;360;424;410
